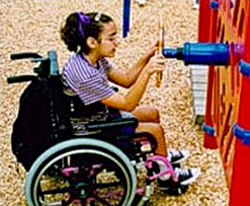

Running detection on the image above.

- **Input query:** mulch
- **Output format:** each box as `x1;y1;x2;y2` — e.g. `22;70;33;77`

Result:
0;0;228;205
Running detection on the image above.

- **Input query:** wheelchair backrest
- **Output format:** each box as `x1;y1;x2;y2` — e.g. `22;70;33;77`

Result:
9;51;72;170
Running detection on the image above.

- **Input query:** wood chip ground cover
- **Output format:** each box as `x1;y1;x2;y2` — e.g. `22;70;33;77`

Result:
1;0;228;205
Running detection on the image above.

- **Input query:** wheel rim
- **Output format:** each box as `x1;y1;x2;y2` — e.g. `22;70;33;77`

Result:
29;148;134;206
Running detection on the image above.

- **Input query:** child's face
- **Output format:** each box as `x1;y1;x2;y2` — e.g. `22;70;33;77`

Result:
98;21;119;58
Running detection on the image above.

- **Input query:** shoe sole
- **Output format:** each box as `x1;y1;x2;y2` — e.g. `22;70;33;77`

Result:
180;168;201;185
171;151;190;165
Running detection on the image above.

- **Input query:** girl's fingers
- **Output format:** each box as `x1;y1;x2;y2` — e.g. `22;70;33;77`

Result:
153;55;166;63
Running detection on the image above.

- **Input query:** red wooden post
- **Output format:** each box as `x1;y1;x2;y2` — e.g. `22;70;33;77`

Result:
198;0;212;42
202;0;218;149
230;1;250;204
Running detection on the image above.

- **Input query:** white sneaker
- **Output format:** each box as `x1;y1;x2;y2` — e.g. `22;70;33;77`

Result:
168;149;190;165
158;167;201;187
175;167;201;185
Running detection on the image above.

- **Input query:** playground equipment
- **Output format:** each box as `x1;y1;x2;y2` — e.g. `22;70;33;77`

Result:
202;1;250;205
161;0;250;205
163;42;230;65
8;51;189;206
123;0;131;38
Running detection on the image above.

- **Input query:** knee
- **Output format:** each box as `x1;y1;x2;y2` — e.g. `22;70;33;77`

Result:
148;107;160;123
132;106;160;123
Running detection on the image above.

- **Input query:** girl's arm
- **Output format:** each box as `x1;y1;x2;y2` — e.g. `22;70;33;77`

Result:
101;53;165;111
108;44;157;88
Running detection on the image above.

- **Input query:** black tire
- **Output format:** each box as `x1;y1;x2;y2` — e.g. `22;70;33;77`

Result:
25;138;137;206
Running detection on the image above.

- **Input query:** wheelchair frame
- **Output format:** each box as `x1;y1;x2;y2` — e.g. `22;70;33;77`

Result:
8;51;180;206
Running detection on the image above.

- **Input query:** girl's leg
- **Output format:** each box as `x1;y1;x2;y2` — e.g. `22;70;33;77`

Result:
136;122;167;156
132;106;190;167
132;106;160;123
132;106;167;155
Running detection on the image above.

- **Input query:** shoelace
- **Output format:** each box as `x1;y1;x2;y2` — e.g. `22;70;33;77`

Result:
174;168;190;177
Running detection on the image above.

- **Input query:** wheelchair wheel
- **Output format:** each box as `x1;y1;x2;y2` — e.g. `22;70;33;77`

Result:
25;138;137;206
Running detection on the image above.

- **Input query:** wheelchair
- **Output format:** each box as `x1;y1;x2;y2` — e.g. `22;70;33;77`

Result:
8;50;186;206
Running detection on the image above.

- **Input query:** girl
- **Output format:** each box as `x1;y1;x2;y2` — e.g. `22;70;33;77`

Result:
60;11;200;190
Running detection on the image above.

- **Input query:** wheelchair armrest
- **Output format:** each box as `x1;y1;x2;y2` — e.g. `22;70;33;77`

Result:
86;117;138;131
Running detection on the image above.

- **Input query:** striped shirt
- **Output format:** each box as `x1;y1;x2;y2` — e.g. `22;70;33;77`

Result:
62;53;115;106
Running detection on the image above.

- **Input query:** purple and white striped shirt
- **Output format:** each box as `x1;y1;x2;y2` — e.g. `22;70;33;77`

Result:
62;53;115;106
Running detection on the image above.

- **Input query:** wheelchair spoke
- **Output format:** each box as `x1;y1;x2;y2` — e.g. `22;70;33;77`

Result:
40;187;71;195
93;181;123;189
88;192;113;206
26;139;136;206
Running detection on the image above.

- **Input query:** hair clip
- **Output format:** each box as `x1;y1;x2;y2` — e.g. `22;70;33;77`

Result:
78;12;90;25
94;12;102;22
77;12;91;38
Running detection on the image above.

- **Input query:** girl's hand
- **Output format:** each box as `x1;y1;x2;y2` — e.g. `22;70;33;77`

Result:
145;52;166;75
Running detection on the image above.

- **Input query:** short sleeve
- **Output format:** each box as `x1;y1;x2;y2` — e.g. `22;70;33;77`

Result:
99;58;115;76
76;74;115;105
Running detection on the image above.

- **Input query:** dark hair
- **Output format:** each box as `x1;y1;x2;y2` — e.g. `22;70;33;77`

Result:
60;12;113;54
